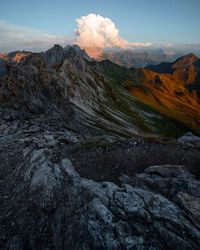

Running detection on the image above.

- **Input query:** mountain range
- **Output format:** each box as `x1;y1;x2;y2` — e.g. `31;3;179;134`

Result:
99;48;182;68
1;44;200;249
0;45;200;137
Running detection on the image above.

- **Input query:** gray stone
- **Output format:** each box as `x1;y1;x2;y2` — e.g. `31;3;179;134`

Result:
177;192;200;228
178;132;200;147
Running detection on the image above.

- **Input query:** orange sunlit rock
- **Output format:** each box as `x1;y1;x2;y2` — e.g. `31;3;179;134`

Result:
11;52;29;62
127;54;200;133
83;47;103;59
0;53;8;60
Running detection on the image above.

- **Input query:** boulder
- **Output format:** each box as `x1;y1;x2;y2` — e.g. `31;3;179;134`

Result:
178;132;200;147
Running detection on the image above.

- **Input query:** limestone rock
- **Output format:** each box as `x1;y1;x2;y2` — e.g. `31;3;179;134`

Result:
178;132;200;147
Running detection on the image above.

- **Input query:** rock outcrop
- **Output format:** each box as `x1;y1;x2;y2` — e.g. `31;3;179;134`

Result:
0;53;73;119
41;44;66;67
0;119;200;249
178;132;200;148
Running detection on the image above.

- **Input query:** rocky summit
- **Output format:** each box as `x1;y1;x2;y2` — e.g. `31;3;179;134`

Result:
0;45;200;249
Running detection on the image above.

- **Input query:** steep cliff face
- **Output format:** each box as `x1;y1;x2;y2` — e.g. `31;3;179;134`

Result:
0;53;72;116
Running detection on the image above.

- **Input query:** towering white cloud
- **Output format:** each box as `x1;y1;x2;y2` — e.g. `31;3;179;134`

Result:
0;14;152;55
75;13;151;50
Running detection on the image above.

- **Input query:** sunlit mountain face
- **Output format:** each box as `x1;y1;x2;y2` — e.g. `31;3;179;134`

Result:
127;53;200;133
0;51;31;63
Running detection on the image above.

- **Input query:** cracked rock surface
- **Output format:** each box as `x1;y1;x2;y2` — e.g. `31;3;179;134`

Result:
0;114;200;249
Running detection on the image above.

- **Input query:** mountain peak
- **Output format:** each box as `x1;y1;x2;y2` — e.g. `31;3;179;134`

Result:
0;51;30;63
66;44;92;61
44;44;65;55
173;53;199;68
52;44;63;49
40;44;92;68
41;44;65;67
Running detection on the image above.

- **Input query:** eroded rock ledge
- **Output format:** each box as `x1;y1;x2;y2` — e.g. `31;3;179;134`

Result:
1;142;200;249
0;112;200;249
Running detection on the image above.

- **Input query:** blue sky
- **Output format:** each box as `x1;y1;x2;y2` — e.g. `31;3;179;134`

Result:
0;0;200;52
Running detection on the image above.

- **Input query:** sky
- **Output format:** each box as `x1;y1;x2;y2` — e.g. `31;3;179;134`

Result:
0;0;200;53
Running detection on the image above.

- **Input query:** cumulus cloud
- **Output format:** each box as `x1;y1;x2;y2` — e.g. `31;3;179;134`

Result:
75;13;151;51
0;14;152;56
0;20;71;53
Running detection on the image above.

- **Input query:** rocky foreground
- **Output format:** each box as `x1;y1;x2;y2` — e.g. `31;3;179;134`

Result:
0;110;200;249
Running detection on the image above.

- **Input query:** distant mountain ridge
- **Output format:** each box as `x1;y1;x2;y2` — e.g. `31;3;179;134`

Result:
98;48;182;68
146;53;199;73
